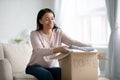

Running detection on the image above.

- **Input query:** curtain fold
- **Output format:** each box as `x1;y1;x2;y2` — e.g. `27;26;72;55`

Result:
105;0;120;80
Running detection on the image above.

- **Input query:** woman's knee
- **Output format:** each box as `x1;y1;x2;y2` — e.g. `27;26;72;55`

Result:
47;67;61;80
25;65;54;80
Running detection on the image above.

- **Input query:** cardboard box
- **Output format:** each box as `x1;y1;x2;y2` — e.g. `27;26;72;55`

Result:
51;52;106;80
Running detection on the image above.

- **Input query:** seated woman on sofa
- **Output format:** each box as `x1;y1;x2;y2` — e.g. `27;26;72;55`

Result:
25;8;91;80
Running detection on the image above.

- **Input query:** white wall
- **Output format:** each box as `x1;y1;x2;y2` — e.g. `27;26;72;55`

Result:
0;0;55;43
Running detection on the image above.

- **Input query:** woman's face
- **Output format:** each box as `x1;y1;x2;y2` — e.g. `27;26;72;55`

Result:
40;12;55;30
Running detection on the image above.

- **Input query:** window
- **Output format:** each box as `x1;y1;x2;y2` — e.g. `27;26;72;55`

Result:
59;0;110;47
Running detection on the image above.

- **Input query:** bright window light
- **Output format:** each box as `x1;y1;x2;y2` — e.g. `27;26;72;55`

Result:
60;0;110;47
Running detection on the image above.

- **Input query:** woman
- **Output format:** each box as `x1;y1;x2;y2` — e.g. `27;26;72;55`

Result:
25;8;90;80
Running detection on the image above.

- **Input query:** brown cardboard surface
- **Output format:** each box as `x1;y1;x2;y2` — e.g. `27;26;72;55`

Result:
51;52;107;80
98;54;107;60
60;52;99;80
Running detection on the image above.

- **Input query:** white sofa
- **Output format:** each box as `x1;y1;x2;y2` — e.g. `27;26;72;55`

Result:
0;43;37;80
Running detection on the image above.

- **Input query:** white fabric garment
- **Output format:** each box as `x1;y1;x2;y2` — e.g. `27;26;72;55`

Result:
28;29;89;68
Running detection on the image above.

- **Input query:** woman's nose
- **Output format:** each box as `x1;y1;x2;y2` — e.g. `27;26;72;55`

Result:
49;19;52;23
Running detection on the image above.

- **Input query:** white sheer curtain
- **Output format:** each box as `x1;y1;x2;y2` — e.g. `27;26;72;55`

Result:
56;0;108;46
54;0;62;27
105;0;120;80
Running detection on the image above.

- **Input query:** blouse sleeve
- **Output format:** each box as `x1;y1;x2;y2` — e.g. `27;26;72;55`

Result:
61;30;91;47
30;31;53;56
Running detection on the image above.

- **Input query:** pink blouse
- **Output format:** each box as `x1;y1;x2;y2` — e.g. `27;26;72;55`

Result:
28;28;89;68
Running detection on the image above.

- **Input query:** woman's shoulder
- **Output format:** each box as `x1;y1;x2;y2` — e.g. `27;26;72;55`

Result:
30;30;40;36
31;30;36;34
53;28;62;33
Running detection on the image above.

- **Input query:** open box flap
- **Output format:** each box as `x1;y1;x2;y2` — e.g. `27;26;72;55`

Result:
50;52;107;60
98;54;107;60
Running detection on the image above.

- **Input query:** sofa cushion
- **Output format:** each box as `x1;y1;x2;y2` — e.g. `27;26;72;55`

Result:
3;44;32;73
13;72;37;80
0;59;13;80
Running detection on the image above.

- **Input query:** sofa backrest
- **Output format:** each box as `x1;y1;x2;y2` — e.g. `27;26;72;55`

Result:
0;43;4;59
2;43;32;73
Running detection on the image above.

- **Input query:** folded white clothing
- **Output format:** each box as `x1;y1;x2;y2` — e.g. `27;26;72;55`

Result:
68;45;95;52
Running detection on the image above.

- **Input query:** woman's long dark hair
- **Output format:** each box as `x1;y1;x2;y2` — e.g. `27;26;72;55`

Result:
36;8;58;31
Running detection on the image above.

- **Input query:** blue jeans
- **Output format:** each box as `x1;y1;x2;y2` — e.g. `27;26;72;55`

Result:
25;65;61;80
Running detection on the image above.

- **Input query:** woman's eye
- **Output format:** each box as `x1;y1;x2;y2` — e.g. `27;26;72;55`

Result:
45;18;54;21
51;18;54;20
46;18;49;21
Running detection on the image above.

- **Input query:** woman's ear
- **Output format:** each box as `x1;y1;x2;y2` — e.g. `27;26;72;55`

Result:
39;20;42;24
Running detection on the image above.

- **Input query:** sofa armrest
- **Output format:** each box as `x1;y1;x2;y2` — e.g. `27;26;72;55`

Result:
0;59;13;80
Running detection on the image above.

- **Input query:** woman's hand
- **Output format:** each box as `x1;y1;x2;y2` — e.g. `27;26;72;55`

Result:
53;46;69;54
